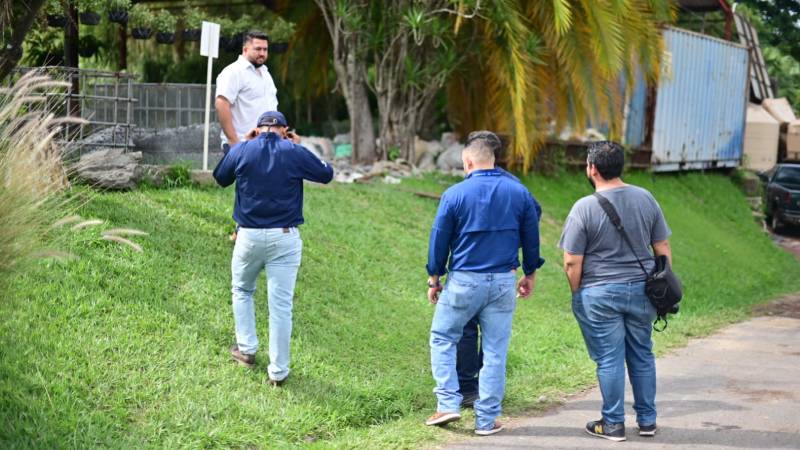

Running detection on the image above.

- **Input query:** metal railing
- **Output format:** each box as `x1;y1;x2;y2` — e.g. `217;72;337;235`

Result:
90;82;217;129
11;66;137;154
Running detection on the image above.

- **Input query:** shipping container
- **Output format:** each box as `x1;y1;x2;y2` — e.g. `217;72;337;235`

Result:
624;27;750;172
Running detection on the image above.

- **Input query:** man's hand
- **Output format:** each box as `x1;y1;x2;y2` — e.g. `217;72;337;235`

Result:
517;272;536;298
428;285;443;304
287;130;301;144
244;128;260;140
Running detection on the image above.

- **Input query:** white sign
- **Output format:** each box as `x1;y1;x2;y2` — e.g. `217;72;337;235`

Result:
200;21;220;59
201;21;220;171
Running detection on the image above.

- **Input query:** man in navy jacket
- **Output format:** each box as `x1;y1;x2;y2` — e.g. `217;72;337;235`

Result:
425;131;544;435
213;111;334;385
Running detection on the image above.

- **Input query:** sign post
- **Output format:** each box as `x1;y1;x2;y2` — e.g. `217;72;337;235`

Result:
200;21;220;171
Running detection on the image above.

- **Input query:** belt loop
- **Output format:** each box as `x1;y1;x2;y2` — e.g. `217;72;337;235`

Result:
282;227;289;233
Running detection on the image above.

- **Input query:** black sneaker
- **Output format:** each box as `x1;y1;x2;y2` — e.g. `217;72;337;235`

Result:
461;392;479;408
638;423;657;436
585;419;626;442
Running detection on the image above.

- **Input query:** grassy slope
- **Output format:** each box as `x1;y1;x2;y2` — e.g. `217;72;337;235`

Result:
1;171;797;449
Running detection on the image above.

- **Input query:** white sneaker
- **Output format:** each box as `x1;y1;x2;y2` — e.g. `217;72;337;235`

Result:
475;422;504;436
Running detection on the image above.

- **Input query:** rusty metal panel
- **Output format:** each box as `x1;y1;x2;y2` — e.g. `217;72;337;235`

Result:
649;27;750;171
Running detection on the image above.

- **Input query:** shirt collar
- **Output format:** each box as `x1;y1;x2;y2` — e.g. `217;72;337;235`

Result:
236;55;266;73
466;168;501;179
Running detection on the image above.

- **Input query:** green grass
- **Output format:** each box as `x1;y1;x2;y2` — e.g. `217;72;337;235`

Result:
1;171;798;449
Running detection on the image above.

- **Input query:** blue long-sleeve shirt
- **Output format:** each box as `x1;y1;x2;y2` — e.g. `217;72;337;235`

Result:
426;168;545;276
213;132;334;228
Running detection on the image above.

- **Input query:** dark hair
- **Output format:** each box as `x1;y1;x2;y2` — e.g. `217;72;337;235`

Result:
587;140;625;180
465;130;502;161
244;31;269;44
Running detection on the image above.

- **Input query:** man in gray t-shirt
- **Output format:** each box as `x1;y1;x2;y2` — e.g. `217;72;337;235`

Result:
558;141;673;442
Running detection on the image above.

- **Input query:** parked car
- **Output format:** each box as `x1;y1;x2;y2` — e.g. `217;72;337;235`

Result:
760;163;800;231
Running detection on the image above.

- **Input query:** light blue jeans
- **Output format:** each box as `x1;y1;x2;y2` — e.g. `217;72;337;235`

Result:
572;282;658;426
430;270;516;431
231;227;302;381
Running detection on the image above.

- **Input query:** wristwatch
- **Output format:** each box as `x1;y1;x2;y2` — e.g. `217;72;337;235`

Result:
427;279;440;288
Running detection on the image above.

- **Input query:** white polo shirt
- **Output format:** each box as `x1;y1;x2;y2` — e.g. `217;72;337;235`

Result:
215;55;279;145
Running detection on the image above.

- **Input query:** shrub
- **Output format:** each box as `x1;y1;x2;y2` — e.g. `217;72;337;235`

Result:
184;7;203;30
128;4;154;29
152;10;177;33
107;0;131;11
164;162;192;188
269;17;295;42
77;0;102;13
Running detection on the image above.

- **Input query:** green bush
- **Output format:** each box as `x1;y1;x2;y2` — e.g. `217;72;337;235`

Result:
77;0;102;13
128;4;154;29
152;10;177;33
269;16;295;42
164;162;192;188
107;0;130;12
184;7;203;30
45;0;64;15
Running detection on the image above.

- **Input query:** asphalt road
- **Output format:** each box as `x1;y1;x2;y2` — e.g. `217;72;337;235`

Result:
445;299;800;449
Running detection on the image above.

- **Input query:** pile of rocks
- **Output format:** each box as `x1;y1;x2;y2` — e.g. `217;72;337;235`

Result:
75;127;469;189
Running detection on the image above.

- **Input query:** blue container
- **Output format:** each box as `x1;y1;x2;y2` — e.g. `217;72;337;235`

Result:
624;27;750;172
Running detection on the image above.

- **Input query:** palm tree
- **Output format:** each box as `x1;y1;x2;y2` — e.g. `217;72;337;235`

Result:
448;0;675;171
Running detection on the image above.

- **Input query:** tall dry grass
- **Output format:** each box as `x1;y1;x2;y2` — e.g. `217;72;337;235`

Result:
0;70;78;283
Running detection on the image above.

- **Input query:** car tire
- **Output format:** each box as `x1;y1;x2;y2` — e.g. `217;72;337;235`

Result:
771;214;783;233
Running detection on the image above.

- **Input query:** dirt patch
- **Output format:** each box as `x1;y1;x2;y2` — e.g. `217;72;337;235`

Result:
768;223;800;260
753;294;800;319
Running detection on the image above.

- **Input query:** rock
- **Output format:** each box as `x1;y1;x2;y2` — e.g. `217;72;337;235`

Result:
436;143;464;171
72;148;142;190
80;125;135;149
427;140;445;158
300;136;334;160
333;133;351;145
418;152;436;172
190;170;216;187
414;137;445;166
132;124;224;168
383;175;401;184
440;132;459;148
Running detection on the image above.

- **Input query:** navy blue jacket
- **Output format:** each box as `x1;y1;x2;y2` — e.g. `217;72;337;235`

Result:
213;132;334;228
426;168;544;276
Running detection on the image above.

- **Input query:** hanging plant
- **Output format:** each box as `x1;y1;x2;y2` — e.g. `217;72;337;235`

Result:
77;0;102;25
107;0;131;24
153;10;177;45
182;7;203;42
268;17;295;54
217;18;238;52
230;15;256;48
45;0;66;28
129;4;154;40
78;35;102;58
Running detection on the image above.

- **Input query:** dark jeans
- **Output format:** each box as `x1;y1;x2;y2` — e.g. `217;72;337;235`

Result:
457;314;483;395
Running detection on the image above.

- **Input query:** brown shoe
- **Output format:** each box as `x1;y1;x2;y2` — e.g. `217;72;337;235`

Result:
425;411;461;426
267;376;288;387
230;345;255;367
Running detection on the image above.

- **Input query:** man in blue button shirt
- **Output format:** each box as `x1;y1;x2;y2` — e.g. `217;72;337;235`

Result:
424;131;545;435
213;110;334;385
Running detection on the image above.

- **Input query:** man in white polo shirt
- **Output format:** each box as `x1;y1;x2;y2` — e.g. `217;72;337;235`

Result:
215;31;278;154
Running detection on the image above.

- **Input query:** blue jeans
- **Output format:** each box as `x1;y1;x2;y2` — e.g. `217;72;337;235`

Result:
231;227;302;381
457;316;482;396
430;271;516;431
572;282;658;426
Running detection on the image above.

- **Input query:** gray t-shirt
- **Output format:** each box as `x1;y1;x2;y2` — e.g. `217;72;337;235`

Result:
558;185;671;288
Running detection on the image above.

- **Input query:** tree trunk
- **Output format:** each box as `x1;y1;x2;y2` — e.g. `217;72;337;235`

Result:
315;0;376;164
0;0;46;80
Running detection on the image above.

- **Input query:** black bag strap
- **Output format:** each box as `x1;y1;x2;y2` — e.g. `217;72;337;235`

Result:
594;192;669;331
593;193;650;277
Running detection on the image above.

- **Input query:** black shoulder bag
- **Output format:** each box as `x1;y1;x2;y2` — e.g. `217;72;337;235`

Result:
593;193;683;332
